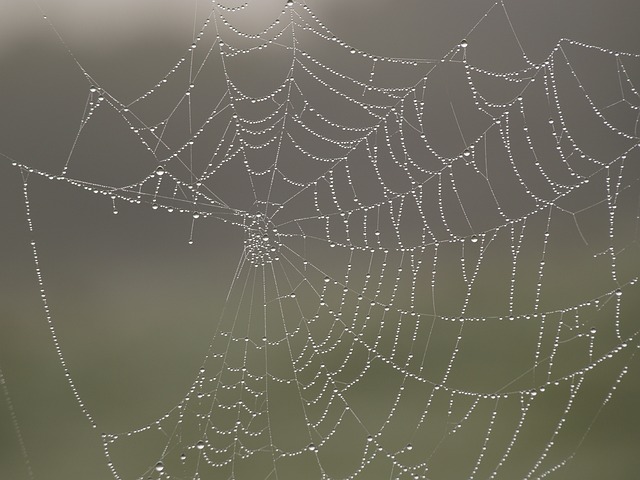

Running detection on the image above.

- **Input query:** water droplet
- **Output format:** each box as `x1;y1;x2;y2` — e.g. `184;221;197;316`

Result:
155;166;165;176
308;443;316;451
615;288;622;296
155;462;164;472
463;149;471;157
470;235;478;243
406;443;413;451
196;440;205;450
460;39;468;48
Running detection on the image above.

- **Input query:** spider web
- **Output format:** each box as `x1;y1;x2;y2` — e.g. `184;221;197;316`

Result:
2;1;640;479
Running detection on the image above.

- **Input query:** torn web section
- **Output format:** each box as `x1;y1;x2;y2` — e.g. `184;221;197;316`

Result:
3;2;640;480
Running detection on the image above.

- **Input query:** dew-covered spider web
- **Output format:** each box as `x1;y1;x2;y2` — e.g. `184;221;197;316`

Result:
2;0;640;479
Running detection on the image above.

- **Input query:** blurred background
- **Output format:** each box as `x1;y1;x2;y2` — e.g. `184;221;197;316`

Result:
0;1;639;479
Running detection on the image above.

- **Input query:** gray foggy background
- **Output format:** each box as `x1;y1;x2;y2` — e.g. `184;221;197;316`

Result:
1;1;639;479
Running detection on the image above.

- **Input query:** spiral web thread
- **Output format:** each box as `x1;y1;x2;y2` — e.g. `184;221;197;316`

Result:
3;0;640;479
